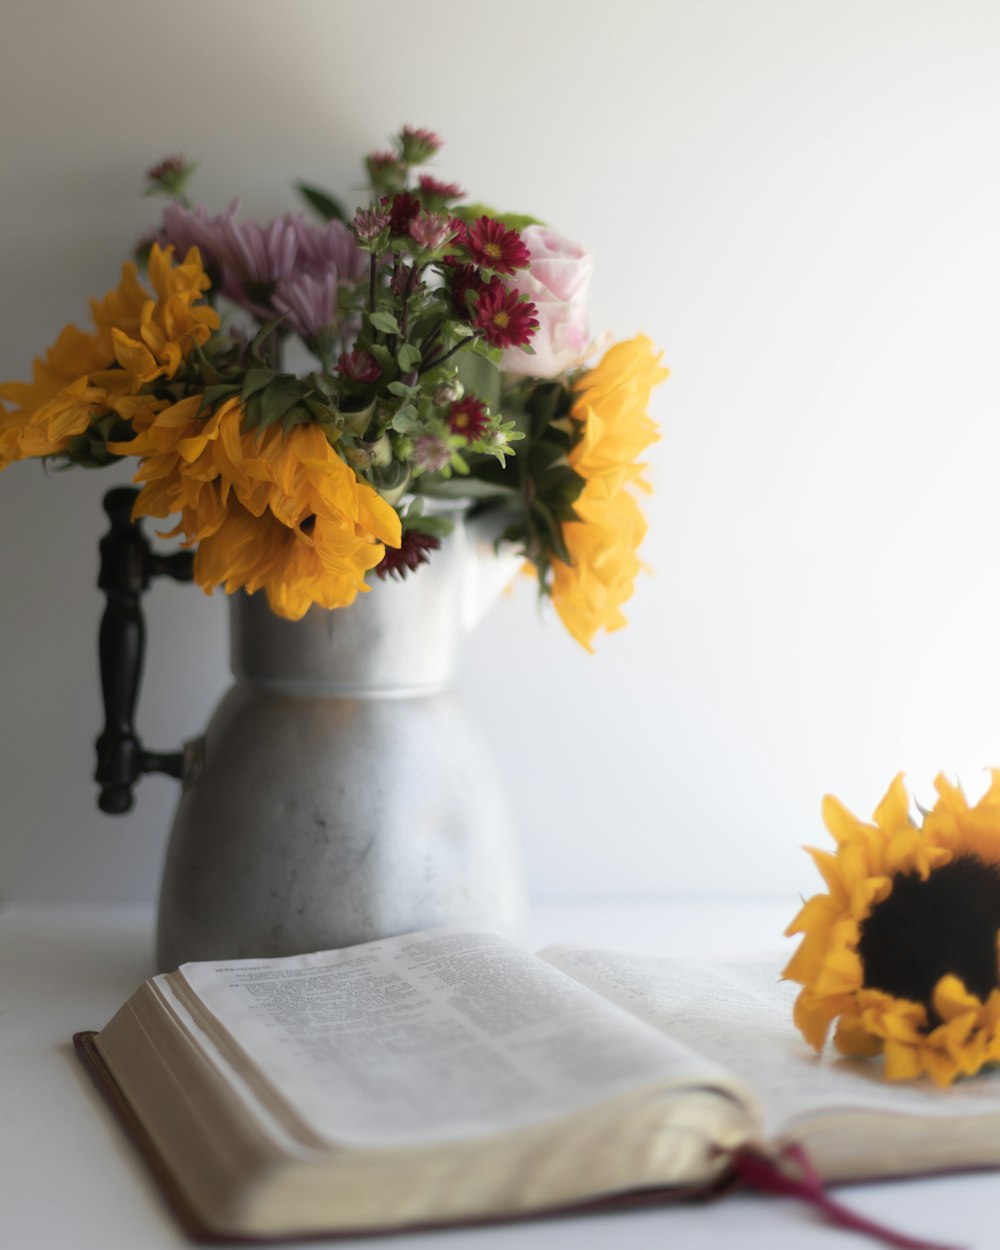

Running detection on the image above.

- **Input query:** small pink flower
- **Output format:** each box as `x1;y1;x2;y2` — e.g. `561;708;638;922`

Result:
351;203;391;244
409;211;458;251
413;433;450;472
337;349;382;383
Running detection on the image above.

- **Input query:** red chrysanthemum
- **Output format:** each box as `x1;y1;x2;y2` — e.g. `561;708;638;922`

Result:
337;349;381;383
386;192;421;236
374;529;441;580
464;216;531;276
448;217;468;249
390;261;416;297
448;263;486;316
474;282;539;349
448;396;490;443
418;174;464;201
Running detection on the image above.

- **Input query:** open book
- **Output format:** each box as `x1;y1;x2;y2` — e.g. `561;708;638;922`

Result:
77;927;1000;1240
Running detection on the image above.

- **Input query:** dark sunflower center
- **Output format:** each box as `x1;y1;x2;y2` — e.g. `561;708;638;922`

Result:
857;855;1000;1023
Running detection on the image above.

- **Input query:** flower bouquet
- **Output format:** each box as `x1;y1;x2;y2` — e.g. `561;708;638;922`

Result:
0;127;668;962
0;125;667;651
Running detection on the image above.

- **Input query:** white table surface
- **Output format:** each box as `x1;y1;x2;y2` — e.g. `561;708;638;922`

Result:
2;899;997;1250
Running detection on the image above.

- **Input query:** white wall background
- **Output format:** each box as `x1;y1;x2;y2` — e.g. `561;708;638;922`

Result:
4;0;1000;903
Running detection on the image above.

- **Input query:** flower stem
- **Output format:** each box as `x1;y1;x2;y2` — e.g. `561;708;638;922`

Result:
419;317;443;356
399;263;423;343
421;334;480;375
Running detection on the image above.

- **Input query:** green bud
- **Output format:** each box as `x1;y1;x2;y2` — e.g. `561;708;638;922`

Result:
433;380;463;406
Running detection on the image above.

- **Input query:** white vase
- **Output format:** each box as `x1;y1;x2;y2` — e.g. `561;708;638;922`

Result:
155;507;529;971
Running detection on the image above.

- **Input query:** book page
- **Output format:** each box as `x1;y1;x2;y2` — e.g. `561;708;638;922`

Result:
541;946;1000;1139
170;929;749;1148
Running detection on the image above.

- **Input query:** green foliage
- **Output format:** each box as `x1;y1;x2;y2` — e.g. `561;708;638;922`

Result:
241;371;344;439
418;475;520;502
295;182;348;224
400;495;455;538
56;132;593;600
456;352;501;413
369;311;401;336
454;203;545;233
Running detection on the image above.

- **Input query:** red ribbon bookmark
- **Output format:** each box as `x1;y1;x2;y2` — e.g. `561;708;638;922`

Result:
734;1144;962;1250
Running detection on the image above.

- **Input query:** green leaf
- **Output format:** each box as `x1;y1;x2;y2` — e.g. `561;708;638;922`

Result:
470;337;503;364
371;459;412;503
368;343;395;373
304;397;336;424
370;311;401;335
187;342;229;385
391;410;423;435
530;498;572;565
397;343;422;371
200;382;241;411
296;182;348;223
250;317;286;361
453;203;545;233
282;404;312;435
538;465;586;515
338;399;376;437
526;381;568;441
254;377;305;432
418;477;520;502
387;380;418;399
405;513;455;539
456;350;502;413
528;439;565;470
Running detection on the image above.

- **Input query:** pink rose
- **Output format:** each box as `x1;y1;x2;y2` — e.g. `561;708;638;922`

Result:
501;226;593;378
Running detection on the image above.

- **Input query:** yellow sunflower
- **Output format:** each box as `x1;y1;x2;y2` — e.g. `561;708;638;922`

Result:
785;772;1000;1086
110;396;402;620
0;244;217;468
549;335;667;651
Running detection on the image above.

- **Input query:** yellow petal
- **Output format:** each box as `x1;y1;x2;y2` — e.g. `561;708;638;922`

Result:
873;772;912;834
883;1039;925;1081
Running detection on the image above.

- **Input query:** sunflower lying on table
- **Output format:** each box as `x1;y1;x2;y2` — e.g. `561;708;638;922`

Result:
785;772;1000;1087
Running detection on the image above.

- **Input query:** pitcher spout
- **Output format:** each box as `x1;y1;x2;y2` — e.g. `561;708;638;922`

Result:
460;508;525;634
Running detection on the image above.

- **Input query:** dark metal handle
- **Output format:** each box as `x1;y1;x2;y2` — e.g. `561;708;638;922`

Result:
94;487;194;814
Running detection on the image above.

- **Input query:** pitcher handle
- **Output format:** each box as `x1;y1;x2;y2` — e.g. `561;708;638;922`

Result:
94;487;194;814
